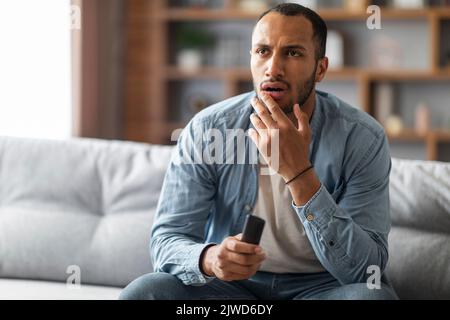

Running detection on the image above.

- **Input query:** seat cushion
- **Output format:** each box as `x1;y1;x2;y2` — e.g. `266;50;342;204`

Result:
387;226;450;299
0;206;156;287
0;278;122;300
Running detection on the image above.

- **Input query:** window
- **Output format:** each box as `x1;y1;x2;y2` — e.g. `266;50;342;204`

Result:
0;0;72;139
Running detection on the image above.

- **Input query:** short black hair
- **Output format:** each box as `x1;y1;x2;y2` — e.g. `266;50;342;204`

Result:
257;3;327;60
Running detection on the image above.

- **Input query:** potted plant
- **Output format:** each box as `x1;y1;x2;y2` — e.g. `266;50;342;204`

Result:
176;27;214;71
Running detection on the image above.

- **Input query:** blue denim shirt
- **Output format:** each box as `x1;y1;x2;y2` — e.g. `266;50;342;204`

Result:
151;90;391;286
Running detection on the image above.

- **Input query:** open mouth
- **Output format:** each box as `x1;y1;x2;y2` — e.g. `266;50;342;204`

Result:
264;87;284;92
261;82;288;101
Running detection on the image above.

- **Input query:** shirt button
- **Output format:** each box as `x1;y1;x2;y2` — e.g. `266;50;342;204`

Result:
244;204;252;212
306;213;315;221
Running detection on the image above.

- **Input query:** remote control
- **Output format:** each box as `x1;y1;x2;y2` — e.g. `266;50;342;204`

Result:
241;214;265;245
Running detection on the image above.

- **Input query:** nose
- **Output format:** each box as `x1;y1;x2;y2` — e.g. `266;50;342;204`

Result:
265;53;284;78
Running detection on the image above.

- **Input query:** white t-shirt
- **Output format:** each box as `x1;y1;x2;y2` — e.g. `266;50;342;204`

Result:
253;164;325;273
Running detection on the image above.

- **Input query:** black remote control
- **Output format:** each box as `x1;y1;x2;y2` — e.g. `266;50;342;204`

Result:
241;214;265;245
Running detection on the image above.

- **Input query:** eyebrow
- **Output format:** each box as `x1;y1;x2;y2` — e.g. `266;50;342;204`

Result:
253;43;307;51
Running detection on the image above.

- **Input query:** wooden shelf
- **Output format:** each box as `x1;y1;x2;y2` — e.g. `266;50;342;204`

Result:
160;8;450;21
387;129;428;142
319;8;433;20
436;9;450;18
387;129;450;160
432;129;450;142
325;68;450;81
366;69;450;81
388;129;450;141
325;67;363;80
124;0;450;161
165;66;251;80
159;8;258;21
165;66;450;81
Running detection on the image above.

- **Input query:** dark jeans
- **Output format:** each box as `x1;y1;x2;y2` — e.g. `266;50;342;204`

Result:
119;271;398;300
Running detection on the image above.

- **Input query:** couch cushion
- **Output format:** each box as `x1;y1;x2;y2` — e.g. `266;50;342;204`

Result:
387;226;450;299
390;158;450;234
0;278;122;300
0;136;174;287
388;158;450;299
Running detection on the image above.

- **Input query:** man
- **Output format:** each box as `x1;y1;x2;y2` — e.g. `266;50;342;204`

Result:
120;3;398;300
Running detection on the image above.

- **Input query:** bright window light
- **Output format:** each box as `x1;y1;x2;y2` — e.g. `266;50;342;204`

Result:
0;0;72;139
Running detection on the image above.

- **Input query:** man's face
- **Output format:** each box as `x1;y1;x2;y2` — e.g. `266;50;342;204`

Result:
250;13;319;113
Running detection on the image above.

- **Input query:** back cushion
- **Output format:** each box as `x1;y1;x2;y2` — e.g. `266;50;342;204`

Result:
390;158;450;234
388;158;450;299
0;136;174;287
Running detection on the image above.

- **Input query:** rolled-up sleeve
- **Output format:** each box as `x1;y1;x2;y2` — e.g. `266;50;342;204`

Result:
292;133;391;285
150;118;217;286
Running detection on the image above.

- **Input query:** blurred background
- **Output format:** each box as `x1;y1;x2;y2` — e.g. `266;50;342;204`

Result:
1;0;450;161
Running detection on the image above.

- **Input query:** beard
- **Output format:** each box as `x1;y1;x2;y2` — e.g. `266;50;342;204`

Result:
293;64;317;112
254;64;317;115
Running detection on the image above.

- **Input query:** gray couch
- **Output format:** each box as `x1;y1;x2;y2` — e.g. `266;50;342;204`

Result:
0;136;449;299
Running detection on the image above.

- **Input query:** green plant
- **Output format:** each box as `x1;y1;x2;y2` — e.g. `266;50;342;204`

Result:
176;27;215;50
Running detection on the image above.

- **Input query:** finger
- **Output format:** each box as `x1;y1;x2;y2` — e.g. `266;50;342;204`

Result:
233;234;265;257
259;92;290;123
226;251;266;266
250;113;266;132
225;237;260;254
215;257;253;276
248;128;260;147
250;114;269;142
250;122;271;159
293;103;303;129
251;97;278;129
219;262;256;276
294;104;309;132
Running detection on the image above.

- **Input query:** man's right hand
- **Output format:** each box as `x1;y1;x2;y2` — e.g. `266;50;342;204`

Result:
201;234;266;281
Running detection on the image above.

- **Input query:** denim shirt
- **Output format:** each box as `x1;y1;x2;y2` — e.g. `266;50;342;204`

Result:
151;90;391;286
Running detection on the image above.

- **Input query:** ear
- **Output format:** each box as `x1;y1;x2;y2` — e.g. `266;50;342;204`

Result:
315;57;328;83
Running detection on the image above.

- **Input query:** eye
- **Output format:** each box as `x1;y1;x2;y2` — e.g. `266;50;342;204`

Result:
287;49;302;57
256;48;269;56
